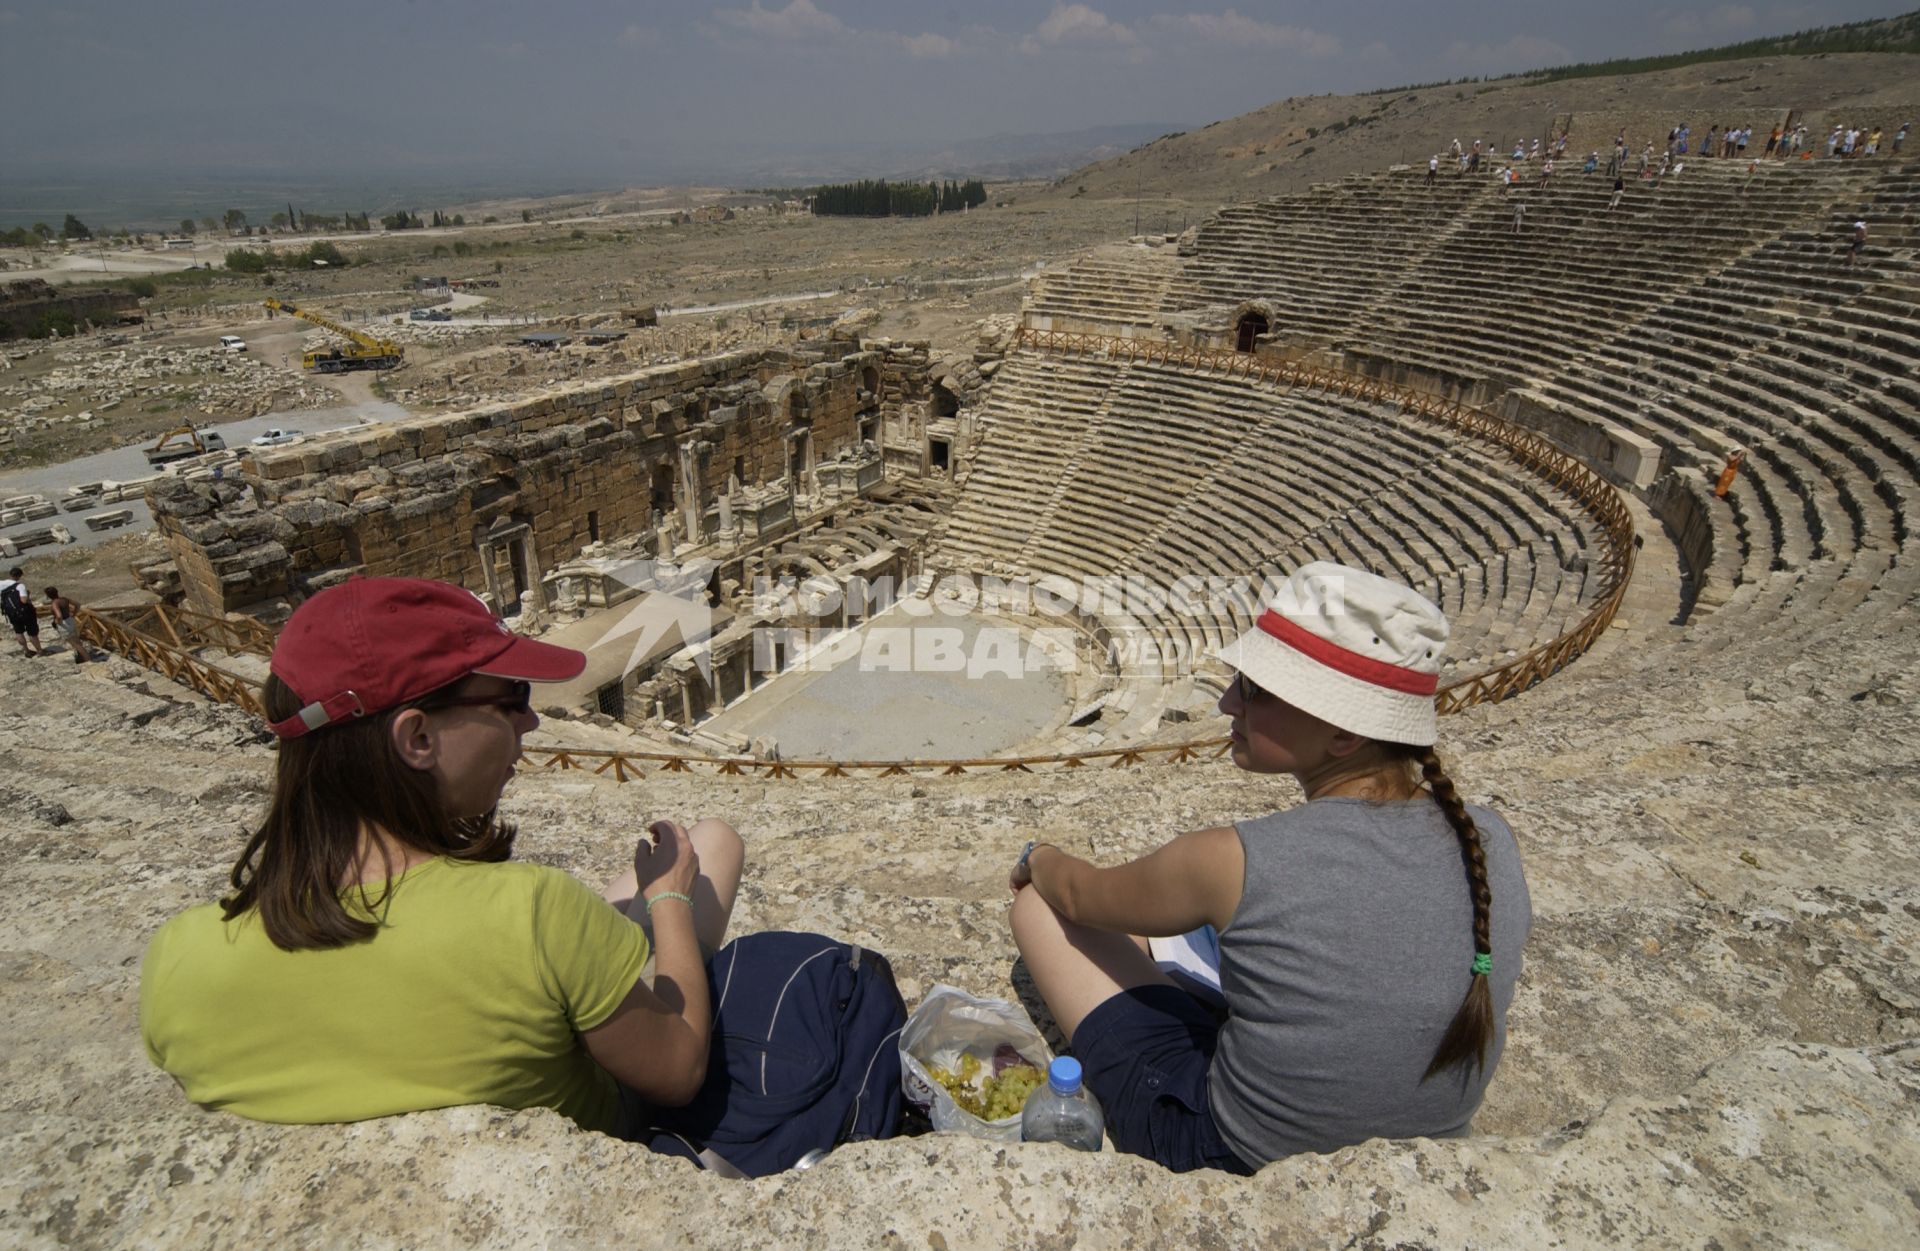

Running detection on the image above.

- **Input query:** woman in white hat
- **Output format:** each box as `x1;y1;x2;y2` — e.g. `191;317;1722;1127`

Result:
1010;563;1530;1172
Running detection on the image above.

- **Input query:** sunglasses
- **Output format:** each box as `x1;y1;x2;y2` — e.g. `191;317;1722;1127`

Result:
1234;672;1269;704
420;679;534;716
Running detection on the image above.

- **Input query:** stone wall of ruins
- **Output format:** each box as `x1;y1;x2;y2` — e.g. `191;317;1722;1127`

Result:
0;279;141;339
148;340;933;617
871;340;934;473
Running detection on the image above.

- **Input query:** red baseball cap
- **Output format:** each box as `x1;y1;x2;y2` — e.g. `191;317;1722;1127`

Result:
268;577;586;739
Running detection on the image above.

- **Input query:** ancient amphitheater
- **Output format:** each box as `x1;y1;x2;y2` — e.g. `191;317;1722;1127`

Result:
6;155;1918;1248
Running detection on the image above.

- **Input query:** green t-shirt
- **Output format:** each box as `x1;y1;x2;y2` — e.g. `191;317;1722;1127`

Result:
140;857;650;1134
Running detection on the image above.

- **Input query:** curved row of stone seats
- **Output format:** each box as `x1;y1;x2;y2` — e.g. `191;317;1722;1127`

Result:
1169;174;1490;336
942;354;1605;679
1494;167;1920;639
1158;164;1888;386
942;353;1118;564
978;158;1917;717
1026;242;1183;333
1339;166;1888;391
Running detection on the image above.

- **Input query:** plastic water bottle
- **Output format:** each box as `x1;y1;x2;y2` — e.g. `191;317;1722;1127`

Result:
1020;1056;1104;1151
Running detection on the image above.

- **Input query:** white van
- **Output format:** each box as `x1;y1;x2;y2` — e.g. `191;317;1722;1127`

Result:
218;335;247;352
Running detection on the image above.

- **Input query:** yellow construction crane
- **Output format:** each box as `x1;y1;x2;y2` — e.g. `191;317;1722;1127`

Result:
262;298;404;373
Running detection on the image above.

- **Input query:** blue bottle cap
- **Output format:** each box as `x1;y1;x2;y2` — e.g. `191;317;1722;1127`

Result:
1048;1056;1083;1095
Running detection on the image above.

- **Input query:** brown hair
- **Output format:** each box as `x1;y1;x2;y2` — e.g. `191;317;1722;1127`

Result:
1388;742;1496;1081
221;673;516;951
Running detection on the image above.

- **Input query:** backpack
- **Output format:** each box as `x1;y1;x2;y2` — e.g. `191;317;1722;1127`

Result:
640;931;907;1177
0;582;24;626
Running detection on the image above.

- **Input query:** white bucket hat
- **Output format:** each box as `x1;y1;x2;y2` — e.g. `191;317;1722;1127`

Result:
1212;562;1450;746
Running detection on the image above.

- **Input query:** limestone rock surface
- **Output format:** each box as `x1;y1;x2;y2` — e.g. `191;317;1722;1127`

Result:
0;613;1915;1249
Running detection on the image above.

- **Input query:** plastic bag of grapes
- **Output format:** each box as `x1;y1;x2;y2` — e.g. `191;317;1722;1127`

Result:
900;985;1053;1141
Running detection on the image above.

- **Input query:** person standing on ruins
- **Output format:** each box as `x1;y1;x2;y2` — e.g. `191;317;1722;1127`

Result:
1009;564;1531;1172
1608;174;1626;213
43;587;88;663
0;568;44;658
141;577;746;1139
1848;220;1868;268
1427;155;1439;186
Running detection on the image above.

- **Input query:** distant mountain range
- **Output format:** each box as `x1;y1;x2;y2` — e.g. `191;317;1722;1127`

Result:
720;124;1190;188
0;122;1182;232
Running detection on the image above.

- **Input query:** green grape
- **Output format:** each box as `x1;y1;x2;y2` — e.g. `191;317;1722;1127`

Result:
929;1053;1047;1120
982;1064;1044;1120
929;1055;989;1117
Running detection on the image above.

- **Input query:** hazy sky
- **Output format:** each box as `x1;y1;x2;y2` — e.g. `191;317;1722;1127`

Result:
1;1;1908;184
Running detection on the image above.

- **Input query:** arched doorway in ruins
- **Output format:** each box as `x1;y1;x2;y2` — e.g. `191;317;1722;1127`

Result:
650;461;676;516
1235;310;1270;353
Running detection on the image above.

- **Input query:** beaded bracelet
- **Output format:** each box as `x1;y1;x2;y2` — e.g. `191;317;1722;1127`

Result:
646;891;695;911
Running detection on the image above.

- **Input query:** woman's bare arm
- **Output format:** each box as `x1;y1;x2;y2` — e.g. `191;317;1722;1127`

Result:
1024;826;1244;937
581;897;710;1106
581;822;711;1106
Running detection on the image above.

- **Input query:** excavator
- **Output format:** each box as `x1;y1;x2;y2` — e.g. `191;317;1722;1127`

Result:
145;421;228;466
262;298;404;373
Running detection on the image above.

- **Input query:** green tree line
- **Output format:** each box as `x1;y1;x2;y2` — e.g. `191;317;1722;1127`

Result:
224;241;350;273
809;178;987;218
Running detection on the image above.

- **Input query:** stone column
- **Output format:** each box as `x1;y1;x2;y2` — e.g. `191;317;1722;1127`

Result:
517;531;547;617
678;441;705;542
479;542;505;610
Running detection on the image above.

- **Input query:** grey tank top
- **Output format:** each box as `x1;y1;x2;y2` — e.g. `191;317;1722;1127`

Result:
1208;797;1531;1165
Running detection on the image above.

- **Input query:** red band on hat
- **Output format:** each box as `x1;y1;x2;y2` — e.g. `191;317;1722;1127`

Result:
1257;609;1439;696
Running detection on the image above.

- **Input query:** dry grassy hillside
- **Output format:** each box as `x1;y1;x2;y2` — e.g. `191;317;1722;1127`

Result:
1031;52;1920;214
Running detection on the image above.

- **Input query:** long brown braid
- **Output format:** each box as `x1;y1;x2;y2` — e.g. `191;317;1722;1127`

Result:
1394;744;1496;1080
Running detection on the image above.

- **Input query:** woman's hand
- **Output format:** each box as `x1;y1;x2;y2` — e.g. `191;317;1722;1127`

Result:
1009;841;1040;895
637;820;701;900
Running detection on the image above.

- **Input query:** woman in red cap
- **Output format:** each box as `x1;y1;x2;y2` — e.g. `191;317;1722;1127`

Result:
1010;563;1530;1172
140;577;744;1138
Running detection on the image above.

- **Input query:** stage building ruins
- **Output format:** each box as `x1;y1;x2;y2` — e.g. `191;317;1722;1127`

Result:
147;337;960;732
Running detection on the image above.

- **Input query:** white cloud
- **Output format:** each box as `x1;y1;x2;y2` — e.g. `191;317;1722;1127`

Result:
901;32;957;59
1442;34;1573;76
714;0;845;40
618;24;660;49
1150;10;1340;58
1659;4;1759;38
1710;5;1759;31
1021;4;1136;53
